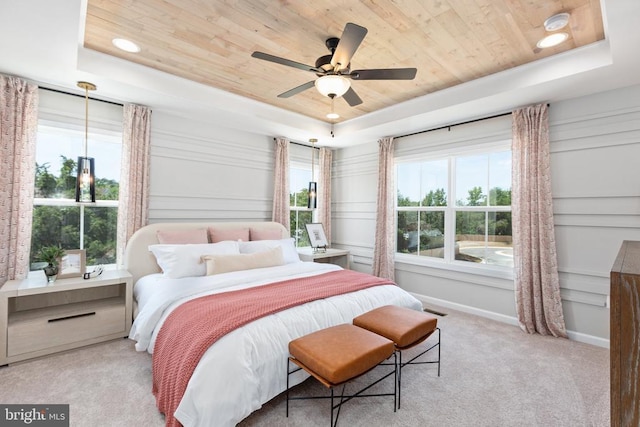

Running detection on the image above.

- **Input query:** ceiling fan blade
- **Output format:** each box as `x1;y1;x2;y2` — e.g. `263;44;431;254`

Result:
277;81;316;98
331;23;368;72
252;51;321;73
342;87;363;106
349;68;417;80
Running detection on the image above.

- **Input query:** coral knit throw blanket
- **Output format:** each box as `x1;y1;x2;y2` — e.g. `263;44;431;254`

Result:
152;269;394;427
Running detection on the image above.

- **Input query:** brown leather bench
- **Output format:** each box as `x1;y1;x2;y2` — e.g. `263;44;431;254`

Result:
286;324;397;426
353;305;440;409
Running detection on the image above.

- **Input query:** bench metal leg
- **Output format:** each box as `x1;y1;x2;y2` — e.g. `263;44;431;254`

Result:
397;327;441;409
286;354;398;426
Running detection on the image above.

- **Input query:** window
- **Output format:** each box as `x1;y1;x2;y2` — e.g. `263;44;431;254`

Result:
396;147;512;270
30;123;121;270
290;162;314;247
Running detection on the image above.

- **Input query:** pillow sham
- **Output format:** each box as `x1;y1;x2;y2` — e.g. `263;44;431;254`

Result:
249;227;283;241
149;241;240;279
208;227;250;243
201;246;285;275
238;238;301;264
156;228;208;244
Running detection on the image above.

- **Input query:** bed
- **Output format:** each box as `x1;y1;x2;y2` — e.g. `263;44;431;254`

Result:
124;221;423;427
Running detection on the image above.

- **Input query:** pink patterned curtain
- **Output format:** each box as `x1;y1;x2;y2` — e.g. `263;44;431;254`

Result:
0;75;38;285
372;137;395;280
512;104;567;337
116;104;151;265
272;137;290;232
318;147;332;245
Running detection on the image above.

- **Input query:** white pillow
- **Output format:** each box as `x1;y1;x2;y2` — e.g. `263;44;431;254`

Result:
239;238;301;264
149;241;240;279
201;247;285;275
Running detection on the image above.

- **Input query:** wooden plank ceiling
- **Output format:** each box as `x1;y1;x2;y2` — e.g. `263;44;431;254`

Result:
84;0;603;123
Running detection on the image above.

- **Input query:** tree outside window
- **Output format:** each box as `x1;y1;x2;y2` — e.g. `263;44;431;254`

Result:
396;149;513;269
290;163;314;247
30;125;121;269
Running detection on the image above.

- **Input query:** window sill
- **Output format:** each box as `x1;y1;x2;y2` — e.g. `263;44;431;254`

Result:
394;253;514;281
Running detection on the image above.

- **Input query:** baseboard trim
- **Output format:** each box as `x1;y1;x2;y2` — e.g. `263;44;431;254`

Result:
410;292;610;349
565;330;610;349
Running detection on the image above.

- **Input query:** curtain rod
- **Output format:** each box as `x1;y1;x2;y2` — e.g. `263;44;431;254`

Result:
39;86;124;107
395;111;512;139
395;104;550;139
273;138;320;150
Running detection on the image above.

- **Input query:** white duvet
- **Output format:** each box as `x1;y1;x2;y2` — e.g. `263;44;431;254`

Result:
129;262;423;427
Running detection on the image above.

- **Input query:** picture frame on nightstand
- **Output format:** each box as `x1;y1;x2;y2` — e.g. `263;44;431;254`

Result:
305;223;328;253
57;249;86;279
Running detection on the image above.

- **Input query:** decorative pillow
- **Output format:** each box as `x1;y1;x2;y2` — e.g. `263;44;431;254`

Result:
149;241;240;279
208;227;250;243
249;227;283;241
156;228;209;244
239;238;301;264
201;246;284;275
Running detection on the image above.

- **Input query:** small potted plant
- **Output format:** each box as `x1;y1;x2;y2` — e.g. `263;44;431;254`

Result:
39;246;66;283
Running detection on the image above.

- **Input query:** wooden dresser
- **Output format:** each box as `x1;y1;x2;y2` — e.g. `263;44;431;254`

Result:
610;240;640;426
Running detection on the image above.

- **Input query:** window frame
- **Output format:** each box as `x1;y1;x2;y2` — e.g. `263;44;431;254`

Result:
289;160;317;247
31;116;122;270
395;140;514;279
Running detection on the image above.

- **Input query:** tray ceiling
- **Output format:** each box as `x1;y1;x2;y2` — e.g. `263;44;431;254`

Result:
84;0;603;123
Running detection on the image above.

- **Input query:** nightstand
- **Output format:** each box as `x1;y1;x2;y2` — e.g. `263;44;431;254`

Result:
0;269;132;366
297;247;350;269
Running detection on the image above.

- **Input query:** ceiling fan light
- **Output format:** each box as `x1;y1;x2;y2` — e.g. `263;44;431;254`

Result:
536;32;569;49
315;75;351;98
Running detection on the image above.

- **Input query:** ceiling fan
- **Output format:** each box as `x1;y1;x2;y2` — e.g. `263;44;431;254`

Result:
251;22;417;107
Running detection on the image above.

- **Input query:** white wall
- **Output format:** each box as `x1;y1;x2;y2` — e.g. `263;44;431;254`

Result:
148;110;276;223
332;83;640;346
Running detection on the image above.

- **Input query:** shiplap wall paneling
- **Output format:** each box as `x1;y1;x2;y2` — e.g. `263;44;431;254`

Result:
332;84;640;344
148;110;275;223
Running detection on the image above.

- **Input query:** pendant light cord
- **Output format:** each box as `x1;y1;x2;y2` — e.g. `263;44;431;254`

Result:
77;81;96;159
84;86;89;158
311;139;315;178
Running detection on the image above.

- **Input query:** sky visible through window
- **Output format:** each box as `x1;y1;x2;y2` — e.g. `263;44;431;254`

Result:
36;125;122;183
290;165;311;198
397;151;511;203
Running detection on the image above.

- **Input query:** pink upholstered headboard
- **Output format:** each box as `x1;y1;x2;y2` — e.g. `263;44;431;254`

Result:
123;221;288;285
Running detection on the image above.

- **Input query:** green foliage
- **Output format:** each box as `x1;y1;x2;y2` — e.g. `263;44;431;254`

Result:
31;157;119;269
290;187;309;208
38;246;65;266
397;191;416;207
397;189;447;207
463;186;487;206
34;164;57;197
290;188;313;247
397;186;513;254
422;188;447;206
489;187;511;206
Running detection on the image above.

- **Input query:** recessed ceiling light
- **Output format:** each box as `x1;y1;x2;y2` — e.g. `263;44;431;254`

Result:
536;32;569;49
112;38;140;53
544;13;570;32
326;112;340;119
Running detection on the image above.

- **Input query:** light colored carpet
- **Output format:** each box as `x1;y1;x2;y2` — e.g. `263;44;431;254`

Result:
0;308;609;427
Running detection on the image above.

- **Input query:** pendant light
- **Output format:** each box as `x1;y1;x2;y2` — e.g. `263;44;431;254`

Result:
307;138;318;209
75;81;97;203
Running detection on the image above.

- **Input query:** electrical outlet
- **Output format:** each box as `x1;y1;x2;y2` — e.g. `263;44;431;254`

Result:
606;295;610;309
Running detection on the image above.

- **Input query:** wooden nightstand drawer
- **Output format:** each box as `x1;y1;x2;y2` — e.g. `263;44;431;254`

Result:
7;298;125;357
0;269;133;365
